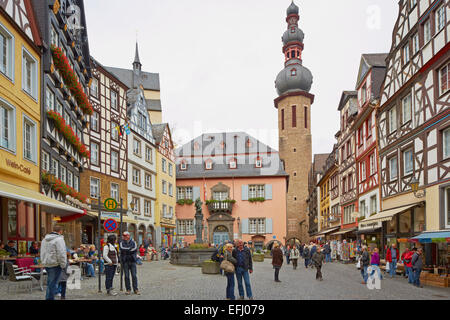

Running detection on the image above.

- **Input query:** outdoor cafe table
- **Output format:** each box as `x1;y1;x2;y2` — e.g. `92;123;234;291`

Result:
72;258;93;280
0;257;16;280
30;265;45;291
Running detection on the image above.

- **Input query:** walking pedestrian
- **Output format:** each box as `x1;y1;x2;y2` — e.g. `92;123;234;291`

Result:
56;251;71;300
386;243;399;278
119;231;140;295
272;242;283;282
324;242;332;263
223;243;237;300
303;244;310;268
403;248;414;284
40;225;67;300
103;235;119;295
290;245;300;270
360;246;370;284
401;248;411;278
411;248;423;288
309;242;317;267
311;247;324;281
285;245;291;265
232;239;253;300
369;247;382;281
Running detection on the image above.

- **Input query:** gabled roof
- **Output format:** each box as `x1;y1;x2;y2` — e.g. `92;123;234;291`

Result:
356;53;388;88
151;123;167;145
105;66;160;91
337;91;357;111
313;154;329;173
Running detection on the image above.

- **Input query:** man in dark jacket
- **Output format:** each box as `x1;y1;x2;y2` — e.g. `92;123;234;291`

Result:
5;241;18;257
360;246;371;284
411;248;423;288
119;232;140;295
312;247;324;281
324;242;331;263
303;245;310;268
232;240;253;300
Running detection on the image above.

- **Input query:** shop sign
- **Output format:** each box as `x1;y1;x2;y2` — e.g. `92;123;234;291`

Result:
101;211;120;220
359;221;382;231
5;158;32;175
351;211;360;218
104;198;118;211
136;216;150;222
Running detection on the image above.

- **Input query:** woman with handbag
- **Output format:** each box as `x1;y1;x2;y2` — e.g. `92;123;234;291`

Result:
221;243;237;300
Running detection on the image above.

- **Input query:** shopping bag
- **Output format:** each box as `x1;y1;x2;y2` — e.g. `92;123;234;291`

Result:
385;262;390;272
356;259;361;269
220;260;235;273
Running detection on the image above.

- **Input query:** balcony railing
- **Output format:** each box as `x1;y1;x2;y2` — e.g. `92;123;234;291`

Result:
206;200;235;214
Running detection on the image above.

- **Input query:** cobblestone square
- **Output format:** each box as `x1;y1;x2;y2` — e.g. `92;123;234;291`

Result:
1;259;449;300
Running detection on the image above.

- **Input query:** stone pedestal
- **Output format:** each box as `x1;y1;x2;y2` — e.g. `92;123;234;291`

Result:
201;260;220;274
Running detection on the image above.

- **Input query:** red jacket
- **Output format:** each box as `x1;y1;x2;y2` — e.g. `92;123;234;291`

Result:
386;247;399;263
403;251;414;268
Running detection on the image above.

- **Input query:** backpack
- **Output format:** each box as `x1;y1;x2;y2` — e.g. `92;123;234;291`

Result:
303;247;310;258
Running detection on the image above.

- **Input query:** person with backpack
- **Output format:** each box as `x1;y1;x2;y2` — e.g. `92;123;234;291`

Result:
402;248;414;284
103;235;119;296
290;245;300;270
324;242;332;263
303;245;310;268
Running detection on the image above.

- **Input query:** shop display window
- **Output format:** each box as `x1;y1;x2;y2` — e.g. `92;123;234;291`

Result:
413;207;425;233
387;217;397;234
6;199;35;241
399;210;411;233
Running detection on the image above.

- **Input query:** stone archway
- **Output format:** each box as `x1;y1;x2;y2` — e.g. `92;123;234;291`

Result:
207;213;235;244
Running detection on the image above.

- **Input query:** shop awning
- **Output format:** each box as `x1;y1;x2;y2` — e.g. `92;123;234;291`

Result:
86;211;139;225
330;227;357;236
361;204;418;224
316;227;340;236
0;180;85;217
410;231;450;243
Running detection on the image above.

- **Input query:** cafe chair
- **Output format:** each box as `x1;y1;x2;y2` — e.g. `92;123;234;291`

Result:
5;262;39;294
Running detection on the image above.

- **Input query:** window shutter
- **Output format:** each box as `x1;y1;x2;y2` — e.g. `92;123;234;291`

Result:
242;185;249;201
241;219;249;235
266;218;273;234
193;187;200;201
265;184;273;200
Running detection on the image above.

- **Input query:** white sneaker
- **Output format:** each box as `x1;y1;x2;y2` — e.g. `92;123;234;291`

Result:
55;293;61;297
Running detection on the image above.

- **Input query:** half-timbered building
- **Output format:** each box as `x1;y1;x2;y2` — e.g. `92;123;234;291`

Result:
352;54;387;244
368;0;449;259
335;91;359;240
79;58;131;244
307;154;328;238
33;0;91;247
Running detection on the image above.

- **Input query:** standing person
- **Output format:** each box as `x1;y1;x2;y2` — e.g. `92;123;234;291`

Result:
369;247;382;281
232;240;253;300
223;243;237;300
103;235;119;296
360;246;371;284
324;242;331;263
311;247;324;281
119;231;140;295
299;243;304;258
40;225;67;300
139;244;146;261
386;243;399;278
56;251;71;300
403;248;414;284
285;245;291;265
303;244;310;268
411;248;423;288
401;248;411;278
272;242;284;282
290;245;300;270
309;242;317;267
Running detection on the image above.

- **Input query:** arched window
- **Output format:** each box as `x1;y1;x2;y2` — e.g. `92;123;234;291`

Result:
291;69;297;76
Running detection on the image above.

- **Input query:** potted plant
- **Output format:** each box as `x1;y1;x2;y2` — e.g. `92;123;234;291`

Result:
253;250;265;262
201;259;220;274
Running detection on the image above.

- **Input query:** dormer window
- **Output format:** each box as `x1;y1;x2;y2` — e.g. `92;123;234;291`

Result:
205;159;213;170
194;142;200;151
180;161;187;171
255;158;262;168
229;158;237;169
246;139;252;148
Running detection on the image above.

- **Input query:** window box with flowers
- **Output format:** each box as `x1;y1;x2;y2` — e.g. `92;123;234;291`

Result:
41;171;88;204
50;45;93;116
177;199;194;206
248;197;266;203
47;110;90;159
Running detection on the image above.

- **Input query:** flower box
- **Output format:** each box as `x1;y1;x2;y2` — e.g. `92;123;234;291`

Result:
42;171;88;204
51;46;93;116
253;253;264;262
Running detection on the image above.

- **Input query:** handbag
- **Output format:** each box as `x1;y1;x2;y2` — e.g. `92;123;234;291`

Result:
386;261;390;272
356;258;361;269
220;254;235;273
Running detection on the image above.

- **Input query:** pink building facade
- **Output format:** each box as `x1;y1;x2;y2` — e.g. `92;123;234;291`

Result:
175;132;288;250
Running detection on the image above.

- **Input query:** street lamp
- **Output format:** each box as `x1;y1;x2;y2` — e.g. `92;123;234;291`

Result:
129;201;135;212
409;177;426;198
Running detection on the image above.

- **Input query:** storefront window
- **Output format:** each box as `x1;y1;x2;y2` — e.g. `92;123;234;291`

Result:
413;207;425;233
387;217;397;234
7;200;17;237
399;210;411;234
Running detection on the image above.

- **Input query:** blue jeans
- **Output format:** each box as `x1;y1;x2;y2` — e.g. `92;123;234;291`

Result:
406;266;414;283
235;267;252;299
362;265;369;283
413;269;421;286
45;266;62;300
122;262;138;292
389;258;397;277
304;258;310;268
85;263;95;277
105;265;116;291
226;273;235;300
286;256;290;264
325;253;331;262
96;259;104;273
57;281;67;298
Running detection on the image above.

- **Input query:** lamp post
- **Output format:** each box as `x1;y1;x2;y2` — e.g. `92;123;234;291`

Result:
409;177;426;198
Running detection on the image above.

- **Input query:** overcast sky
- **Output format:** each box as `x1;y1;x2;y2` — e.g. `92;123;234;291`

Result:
84;0;398;157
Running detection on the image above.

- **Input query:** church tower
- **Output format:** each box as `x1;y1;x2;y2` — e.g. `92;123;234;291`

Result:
275;1;314;244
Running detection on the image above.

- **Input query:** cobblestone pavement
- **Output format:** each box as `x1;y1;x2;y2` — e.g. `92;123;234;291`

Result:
1;259;449;300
